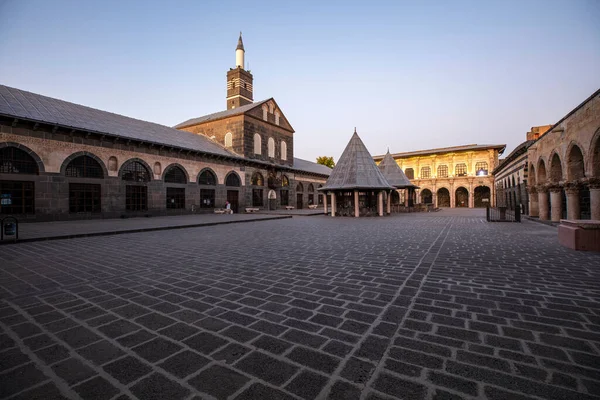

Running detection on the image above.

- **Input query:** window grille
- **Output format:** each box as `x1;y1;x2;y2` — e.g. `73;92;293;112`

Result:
122;161;150;182
164;166;187;184
69;183;101;213
455;163;467;176
0;147;39;175
200;189;215;208
199;170;217;185
0;180;34;214
421;167;431;178
65;155;103;178
166;187;185;209
437;165;448;178
226;173;241;187
125;185;148;210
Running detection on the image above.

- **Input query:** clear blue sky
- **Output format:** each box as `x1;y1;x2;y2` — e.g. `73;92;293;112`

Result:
1;0;599;162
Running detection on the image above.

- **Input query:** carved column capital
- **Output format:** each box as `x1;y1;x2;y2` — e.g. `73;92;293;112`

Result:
536;185;549;194
548;185;563;193
527;185;537;195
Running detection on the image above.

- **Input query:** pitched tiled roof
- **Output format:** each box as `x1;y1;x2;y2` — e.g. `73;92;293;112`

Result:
492;140;533;175
374;143;506;160
320;131;393;191
173;99;270;129
292;158;332;176
378;151;418;188
0;84;235;157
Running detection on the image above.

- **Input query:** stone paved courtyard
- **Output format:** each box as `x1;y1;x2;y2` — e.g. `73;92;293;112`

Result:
1;209;599;400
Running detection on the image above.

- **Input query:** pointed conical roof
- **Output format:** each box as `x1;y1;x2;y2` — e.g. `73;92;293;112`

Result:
320;130;393;191
236;33;244;51
378;150;418;188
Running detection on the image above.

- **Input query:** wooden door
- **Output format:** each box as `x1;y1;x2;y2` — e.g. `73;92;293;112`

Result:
227;190;239;213
296;193;303;209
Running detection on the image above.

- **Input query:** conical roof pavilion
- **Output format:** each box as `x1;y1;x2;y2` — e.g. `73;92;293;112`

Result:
378;150;418;188
320;130;393;191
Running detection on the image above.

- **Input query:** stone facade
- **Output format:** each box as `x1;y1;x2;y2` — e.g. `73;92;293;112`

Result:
374;145;505;208
527;89;600;221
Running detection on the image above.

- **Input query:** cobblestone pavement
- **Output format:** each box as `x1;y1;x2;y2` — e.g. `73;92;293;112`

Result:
1;210;599;400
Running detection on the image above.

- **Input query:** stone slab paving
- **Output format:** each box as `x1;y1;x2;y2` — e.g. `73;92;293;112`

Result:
1;214;290;243
0;209;599;400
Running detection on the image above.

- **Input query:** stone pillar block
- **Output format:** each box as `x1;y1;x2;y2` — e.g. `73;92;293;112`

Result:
550;188;562;222
538;189;549;221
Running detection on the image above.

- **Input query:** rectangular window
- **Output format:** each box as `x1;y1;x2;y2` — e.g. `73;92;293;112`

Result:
280;189;289;206
166;187;185;209
420;167;431;179
308;194;314;205
0;180;35;214
252;189;263;207
126;185;147;211
200;189;215;208
69;183;101;213
318;194;323;205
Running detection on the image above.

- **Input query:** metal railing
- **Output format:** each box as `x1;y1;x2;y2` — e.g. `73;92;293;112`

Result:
486;206;521;222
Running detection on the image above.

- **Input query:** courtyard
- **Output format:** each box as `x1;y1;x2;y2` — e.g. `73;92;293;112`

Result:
0;209;599;400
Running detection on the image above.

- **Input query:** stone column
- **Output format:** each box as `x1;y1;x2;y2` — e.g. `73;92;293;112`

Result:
354;190;359;217
528;186;539;217
538;186;549;221
323;191;328;215
450;187;455;208
590;184;600;221
549;186;563;222
330;192;336;217
378;191;384;216
404;189;409;207
386;191;391;214
565;184;580;220
468;181;474;208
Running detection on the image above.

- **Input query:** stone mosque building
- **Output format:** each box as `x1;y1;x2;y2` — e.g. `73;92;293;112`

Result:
0;34;331;221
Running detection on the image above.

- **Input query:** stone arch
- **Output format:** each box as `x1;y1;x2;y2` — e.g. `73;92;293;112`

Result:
0;142;45;173
537;158;547;183
162;163;190;183
590;128;600;178
225;171;241;187
118;158;153;181
197;167;218;185
224;132;233;148
549;152;563;183
281;141;287;161
268;137;275;158
296;182;304;192
60;151;108;177
474;186;491;208
566;142;585;181
455;187;469;207
420;188;433;204
251;171;264;186
529;163;536;185
254;133;262;155
308;183;315;192
437;187;450;207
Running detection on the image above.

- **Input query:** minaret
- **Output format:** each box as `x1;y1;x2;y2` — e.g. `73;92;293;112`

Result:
226;32;254;110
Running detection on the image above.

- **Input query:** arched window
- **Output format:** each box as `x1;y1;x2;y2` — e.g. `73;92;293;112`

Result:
269;103;274;114
164;166;187;184
122;160;150;211
437;165;448;178
254;134;262;155
296;182;304;192
0;147;39;175
226;172;241;187
224;132;233;148
65;155;103;213
274;111;280;126
65;155;104;178
262;105;268;121
268;137;275;158
121;160;151;182
308;184;315;192
455;163;467;176
281;141;287;160
405;168;414;180
475;162;488;176
420;167;431;179
251;172;264;186
198;169;217;185
282;175;289;186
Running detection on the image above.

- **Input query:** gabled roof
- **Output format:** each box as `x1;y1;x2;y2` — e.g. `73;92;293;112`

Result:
492;140;533;175
293;158;332;176
378;150;418;188
373;143;506;160
0;84;234;157
174;99;270;129
320;130;393;191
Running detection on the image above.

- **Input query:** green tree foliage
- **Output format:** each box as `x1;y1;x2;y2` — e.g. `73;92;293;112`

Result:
316;156;335;168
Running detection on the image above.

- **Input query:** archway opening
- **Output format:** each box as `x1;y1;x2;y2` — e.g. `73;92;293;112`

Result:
437;188;450;207
421;189;432;204
65;155;104;213
474;186;491;208
455;187;469;208
550;153;563;183
567;145;585;181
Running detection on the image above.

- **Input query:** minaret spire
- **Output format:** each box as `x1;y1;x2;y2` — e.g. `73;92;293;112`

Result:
236;32;245;68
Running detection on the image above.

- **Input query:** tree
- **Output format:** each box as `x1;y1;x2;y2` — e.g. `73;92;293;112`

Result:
316;156;335;168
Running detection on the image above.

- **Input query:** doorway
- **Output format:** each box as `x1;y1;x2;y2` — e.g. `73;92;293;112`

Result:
227;190;239;213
